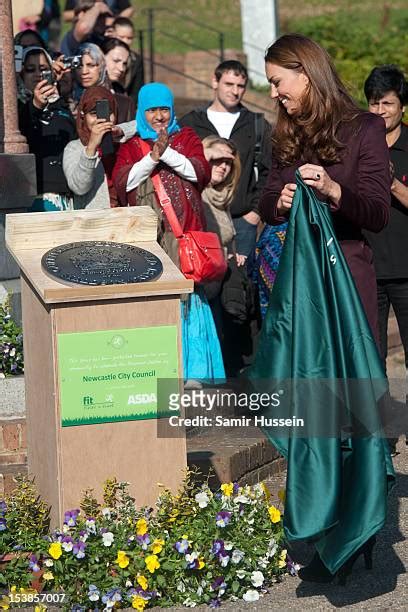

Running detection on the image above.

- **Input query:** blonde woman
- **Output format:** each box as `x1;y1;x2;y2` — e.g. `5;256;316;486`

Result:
202;136;244;266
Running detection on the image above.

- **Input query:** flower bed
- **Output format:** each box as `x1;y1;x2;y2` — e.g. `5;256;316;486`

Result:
0;295;23;378
0;472;291;609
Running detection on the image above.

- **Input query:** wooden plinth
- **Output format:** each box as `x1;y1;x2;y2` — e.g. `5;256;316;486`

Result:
6;208;193;525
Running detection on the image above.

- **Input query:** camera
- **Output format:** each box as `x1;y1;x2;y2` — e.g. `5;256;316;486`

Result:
63;54;82;69
14;45;23;73
41;70;54;85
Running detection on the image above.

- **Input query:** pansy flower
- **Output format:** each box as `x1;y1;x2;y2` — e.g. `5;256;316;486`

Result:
64;509;80;527
73;540;86;559
215;511;231;528
87;585;100;602
175;538;189;554
28;555;40;572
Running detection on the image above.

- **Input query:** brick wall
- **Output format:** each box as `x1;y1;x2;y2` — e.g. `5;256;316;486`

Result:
0;417;27;498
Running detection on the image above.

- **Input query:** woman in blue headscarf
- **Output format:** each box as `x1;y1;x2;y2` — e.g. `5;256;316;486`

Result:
113;83;226;385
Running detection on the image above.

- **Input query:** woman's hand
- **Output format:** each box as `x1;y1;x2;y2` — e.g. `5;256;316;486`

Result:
52;55;71;82
298;164;341;205
236;253;247;267
204;142;234;162
86;118;114;157
33;80;58;110
151;128;169;161
277;183;297;214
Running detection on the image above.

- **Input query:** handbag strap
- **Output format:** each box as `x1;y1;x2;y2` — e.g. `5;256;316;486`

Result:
137;138;183;239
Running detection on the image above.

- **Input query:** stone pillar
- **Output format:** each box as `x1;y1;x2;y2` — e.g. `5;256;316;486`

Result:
0;0;36;302
0;0;28;154
240;0;279;86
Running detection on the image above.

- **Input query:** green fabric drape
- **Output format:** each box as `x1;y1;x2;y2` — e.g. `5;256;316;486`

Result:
248;172;395;574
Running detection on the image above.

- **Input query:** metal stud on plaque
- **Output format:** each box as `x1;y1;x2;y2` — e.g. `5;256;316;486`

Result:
41;241;163;285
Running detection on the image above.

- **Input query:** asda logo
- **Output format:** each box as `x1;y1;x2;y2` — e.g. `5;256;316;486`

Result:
127;393;157;405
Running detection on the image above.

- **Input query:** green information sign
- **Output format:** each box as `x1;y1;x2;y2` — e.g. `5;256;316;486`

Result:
57;326;179;426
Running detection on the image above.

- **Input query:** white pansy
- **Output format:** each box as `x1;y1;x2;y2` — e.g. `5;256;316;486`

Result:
258;556;269;568
231;549;245;564
220;554;230;567
44;559;54;567
224;541;233;551
194;491;210;508
125;580;132;588
61;540;73;552
251;571;264;587
102;531;114;547
185;552;198;564
236;569;246;579
234;494;250;504
101;508;111;519
183;597;197;607
196;586;203;596
62;524;70;534
243;590;260;602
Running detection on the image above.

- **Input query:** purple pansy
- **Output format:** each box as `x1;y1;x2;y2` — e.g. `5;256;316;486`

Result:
211;539;224;555
28;555;40;572
215;511;231;528
136;533;150;550
175;538;189;554
209;599;221;608
0;518;7;532
64;508;80;527
73;540;86;559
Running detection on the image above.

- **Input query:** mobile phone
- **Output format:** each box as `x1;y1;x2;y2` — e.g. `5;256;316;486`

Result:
41;69;54;85
14;45;23;73
95;99;110;120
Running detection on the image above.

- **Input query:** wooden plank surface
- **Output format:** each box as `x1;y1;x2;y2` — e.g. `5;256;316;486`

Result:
6;208;193;302
6;207;158;253
21;276;62;523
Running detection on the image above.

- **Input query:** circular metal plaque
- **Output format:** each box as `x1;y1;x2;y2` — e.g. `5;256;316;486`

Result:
41;241;163;286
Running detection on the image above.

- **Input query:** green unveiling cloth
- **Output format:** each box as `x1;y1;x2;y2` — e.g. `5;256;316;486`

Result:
248;172;395;574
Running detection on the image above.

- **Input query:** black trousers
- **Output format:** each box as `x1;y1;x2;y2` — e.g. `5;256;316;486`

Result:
377;278;408;370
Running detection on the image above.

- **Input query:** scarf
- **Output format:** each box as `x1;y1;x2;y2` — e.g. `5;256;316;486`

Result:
76;86;118;146
136;82;180;141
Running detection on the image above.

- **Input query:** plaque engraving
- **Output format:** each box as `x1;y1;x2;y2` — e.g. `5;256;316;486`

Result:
41;241;163;285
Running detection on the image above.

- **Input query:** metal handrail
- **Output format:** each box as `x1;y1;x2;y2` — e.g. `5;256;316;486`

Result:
142;6;226;36
151;60;273;115
156;30;221;59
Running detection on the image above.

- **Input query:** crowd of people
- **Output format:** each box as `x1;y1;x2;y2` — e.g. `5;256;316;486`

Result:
11;1;408;586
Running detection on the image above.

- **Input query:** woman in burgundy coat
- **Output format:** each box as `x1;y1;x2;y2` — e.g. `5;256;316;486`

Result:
260;34;392;583
261;35;391;342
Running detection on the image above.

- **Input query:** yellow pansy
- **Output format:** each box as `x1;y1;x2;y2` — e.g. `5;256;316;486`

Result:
268;505;281;523
136;575;148;590
0;595;10;610
43;571;54;581
198;557;205;569
261;482;271;501
151;538;165;554
132;595;147;610
221;483;234;497
278;489;286;504
48;542;62;559
278;549;287;568
144;554;160;574
115;550;130;569
34;605;47;612
136;518;148;536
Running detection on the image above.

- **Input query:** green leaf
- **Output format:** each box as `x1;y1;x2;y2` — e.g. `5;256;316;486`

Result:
232;580;240;593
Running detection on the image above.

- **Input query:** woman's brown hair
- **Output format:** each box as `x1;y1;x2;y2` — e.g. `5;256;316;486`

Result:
265;34;361;166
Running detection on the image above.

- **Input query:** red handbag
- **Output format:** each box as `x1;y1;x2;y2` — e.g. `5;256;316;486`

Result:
137;139;227;284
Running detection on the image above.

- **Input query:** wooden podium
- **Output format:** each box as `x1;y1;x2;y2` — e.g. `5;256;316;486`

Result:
6;207;192;525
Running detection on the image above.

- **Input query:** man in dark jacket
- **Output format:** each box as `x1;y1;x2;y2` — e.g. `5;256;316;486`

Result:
180;60;272;259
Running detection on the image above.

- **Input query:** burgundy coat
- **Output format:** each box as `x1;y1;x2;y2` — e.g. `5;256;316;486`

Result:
259;112;391;341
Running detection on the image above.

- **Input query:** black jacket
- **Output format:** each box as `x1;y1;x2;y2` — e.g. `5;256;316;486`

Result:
180;104;272;217
19;98;77;195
